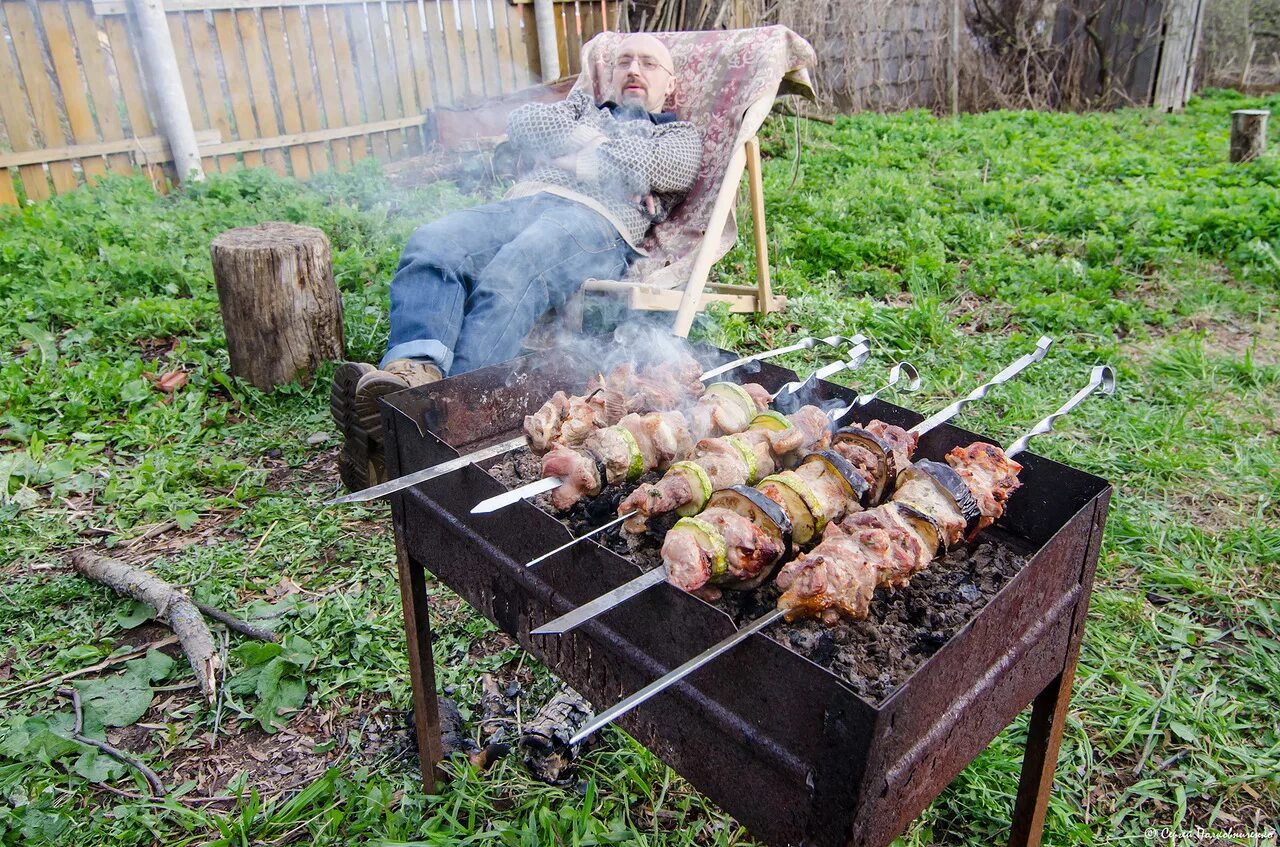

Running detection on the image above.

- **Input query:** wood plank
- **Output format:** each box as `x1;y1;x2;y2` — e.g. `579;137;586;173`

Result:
102;14;164;187
324;5;369;162
520;2;540;84
343;3;391;160
184;11;237;172
437;0;469;104
471;0;503;96
166;13;205;129
0;169;18;206
552;0;568;79
366;3;404;158
427;0;462;107
201;114;426;155
5;1;79;193
0;129;222;167
386;0;424;154
236;8;287;172
0;5;51;201
212;8;264;167
503;1;531;89
282;6;331;173
67;0;132;175
455;0;485;99
94;0;429;13
304;5;351;167
403;0;433;112
260;7;310;178
490;0;516;93
563;0;582;76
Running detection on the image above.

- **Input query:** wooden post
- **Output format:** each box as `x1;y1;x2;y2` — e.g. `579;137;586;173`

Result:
128;0;204;182
210;223;344;391
949;0;960;116
533;0;561;82
744;136;773;315
1230;109;1269;163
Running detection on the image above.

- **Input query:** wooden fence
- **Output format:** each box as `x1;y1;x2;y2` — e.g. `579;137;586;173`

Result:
0;0;619;206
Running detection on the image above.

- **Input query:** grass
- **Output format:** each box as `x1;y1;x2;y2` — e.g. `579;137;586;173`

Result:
1;87;1278;845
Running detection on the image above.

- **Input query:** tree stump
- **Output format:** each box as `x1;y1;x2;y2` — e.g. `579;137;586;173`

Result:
211;222;343;391
1230;109;1269;164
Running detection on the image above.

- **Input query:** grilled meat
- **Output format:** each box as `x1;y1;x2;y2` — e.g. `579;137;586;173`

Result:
619;405;834;532
776;442;1023;624
522;354;706;454
539;381;771;511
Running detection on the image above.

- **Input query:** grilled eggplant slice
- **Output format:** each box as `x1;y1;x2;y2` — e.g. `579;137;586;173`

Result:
705;485;793;564
800;449;871;508
758;473;826;546
894;502;945;556
832;426;896;503
895;460;981;541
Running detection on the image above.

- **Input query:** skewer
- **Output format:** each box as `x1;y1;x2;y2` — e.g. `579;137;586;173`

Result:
567;365;1115;745
327;335;865;506
531;338;1050;635
471;345;873;515
520;358;923;570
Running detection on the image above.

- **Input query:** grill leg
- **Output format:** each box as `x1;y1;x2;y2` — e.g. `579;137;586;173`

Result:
1010;492;1107;847
395;531;446;789
1008;662;1076;847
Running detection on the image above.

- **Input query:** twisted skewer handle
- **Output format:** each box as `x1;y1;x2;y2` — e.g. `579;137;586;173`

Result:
856;361;921;406
908;336;1053;436
1005;366;1115;458
700;334;868;381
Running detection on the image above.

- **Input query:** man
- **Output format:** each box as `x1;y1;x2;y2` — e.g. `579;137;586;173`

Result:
332;33;703;488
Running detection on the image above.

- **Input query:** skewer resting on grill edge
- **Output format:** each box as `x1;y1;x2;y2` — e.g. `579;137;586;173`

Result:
521;360;920;569
567;364;1116;745
470;343;874;515
531;337;1052;636
326;335;866;506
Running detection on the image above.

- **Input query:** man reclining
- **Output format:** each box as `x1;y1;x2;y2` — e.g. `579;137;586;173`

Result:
332;34;702;488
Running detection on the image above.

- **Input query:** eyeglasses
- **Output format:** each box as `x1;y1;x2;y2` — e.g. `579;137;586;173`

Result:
612;54;673;74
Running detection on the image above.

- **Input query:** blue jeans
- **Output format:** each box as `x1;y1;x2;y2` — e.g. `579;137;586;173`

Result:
382;194;635;375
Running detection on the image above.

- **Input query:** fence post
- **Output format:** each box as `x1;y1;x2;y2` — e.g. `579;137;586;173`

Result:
128;0;204;182
533;0;561;81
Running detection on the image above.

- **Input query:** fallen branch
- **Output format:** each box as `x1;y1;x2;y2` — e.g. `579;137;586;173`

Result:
194;602;278;642
70;549;219;703
58;687;167;796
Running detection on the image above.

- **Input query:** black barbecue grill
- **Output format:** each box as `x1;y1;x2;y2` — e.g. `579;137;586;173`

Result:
378;346;1111;847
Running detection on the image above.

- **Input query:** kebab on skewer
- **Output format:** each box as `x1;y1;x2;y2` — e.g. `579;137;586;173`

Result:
531;337;1053;636
530;350;870;513
523;354;706;454
329;335;865;506
566;365;1116;744
472;344;874;515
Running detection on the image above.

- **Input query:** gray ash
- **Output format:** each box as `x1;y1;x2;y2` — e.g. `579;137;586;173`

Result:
486;450;1027;704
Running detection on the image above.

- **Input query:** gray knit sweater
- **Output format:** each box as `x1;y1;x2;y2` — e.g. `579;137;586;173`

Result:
505;89;702;249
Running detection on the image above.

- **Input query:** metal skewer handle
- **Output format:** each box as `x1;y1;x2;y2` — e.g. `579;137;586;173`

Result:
570;608;787;745
699;334;867;381
1006;366;1115;458
908;336;1053;437
330;337;862;506
856;361;921;405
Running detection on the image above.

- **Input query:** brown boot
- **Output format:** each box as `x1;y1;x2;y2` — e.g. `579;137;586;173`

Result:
330;362;375;490
383;358;444;387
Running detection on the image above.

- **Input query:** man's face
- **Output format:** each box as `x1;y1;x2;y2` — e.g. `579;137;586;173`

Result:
610;35;675;113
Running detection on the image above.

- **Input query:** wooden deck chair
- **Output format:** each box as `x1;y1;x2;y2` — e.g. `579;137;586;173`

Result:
571;27;817;337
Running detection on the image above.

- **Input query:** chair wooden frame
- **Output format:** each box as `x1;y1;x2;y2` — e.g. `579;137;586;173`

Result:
578;93;788;337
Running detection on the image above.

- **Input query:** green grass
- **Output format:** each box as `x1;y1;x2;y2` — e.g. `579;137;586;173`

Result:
1;88;1278;845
